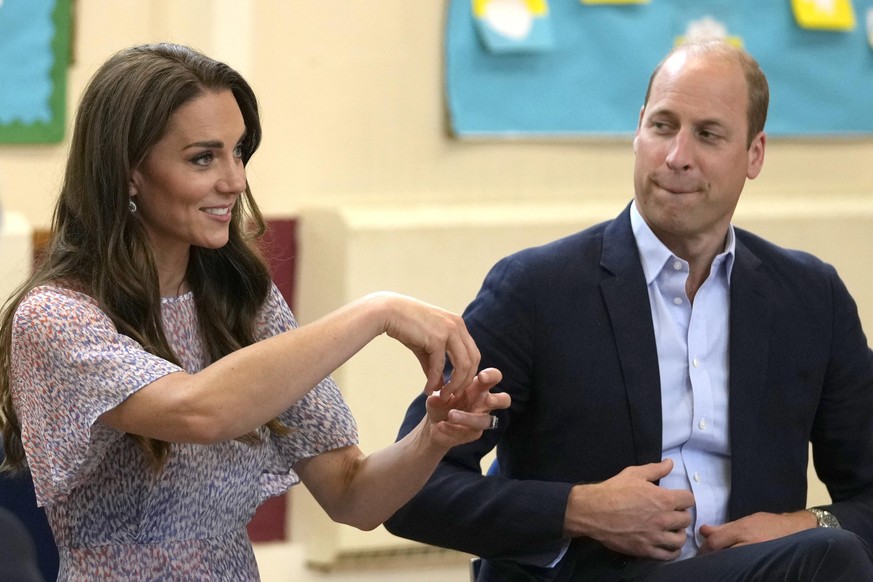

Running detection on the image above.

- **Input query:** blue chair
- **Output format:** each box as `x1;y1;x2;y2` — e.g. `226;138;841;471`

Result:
0;506;44;581
0;447;59;581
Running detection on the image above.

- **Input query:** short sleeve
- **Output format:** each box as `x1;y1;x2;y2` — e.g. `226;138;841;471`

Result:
252;285;359;499
10;286;183;504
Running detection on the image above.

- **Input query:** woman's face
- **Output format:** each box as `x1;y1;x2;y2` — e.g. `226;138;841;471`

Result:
131;89;247;268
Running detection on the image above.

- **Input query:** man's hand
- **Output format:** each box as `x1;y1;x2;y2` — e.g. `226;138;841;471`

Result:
699;510;817;553
563;459;694;560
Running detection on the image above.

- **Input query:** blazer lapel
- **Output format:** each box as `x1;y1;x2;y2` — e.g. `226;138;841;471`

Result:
600;205;664;465
727;236;772;519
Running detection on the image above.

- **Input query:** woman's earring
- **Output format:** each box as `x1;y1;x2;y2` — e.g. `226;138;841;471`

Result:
129;198;137;213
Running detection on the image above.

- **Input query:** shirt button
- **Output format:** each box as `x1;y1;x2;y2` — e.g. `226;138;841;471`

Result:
673;297;682;305
698;418;707;430
692;358;700;368
693;472;702;482
673;261;683;270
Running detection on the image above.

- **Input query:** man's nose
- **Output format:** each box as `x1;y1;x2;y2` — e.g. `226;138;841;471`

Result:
665;131;693;172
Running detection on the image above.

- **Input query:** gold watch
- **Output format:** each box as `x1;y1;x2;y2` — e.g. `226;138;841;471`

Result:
807;507;841;529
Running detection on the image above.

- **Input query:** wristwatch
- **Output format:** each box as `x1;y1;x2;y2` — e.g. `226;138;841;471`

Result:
807;507;842;529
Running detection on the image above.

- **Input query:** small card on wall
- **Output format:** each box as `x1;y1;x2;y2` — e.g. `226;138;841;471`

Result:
672;0;743;48
473;0;554;53
791;0;856;31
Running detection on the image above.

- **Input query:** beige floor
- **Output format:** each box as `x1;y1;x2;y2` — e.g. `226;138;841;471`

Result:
254;542;472;582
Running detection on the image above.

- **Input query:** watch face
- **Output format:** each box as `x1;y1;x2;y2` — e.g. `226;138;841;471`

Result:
812;508;841;528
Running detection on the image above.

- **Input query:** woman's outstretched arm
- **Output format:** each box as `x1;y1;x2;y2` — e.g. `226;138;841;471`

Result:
99;292;480;443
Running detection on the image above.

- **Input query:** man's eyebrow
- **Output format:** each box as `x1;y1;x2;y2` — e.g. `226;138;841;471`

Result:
647;109;727;128
646;107;677;120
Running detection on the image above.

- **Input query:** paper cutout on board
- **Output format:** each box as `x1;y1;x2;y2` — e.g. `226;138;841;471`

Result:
675;16;744;47
791;0;856;31
473;0;554;53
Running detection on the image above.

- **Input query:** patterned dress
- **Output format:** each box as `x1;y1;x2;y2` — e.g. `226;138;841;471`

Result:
10;284;358;581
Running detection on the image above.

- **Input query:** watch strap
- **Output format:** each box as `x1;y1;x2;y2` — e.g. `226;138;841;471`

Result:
807;507;842;529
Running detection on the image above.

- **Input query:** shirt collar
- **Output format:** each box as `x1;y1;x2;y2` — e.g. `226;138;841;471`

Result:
630;200;736;285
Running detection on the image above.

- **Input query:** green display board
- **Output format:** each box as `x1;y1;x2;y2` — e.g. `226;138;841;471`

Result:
0;0;72;144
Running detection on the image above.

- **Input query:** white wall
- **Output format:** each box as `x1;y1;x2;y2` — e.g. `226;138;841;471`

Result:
0;211;32;305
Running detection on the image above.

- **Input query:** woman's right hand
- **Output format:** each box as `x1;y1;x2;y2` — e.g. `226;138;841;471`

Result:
369;292;480;399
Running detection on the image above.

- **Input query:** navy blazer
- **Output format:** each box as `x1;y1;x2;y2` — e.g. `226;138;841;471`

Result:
385;204;873;579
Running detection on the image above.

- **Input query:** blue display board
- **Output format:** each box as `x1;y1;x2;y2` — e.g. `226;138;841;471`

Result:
0;0;72;143
446;0;873;138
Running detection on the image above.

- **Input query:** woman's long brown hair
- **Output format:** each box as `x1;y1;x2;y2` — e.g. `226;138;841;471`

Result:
0;44;286;473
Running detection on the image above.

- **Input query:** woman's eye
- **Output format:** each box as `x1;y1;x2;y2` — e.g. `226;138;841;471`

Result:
191;152;214;166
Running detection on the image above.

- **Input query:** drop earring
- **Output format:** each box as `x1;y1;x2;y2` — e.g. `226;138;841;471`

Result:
129;198;137;213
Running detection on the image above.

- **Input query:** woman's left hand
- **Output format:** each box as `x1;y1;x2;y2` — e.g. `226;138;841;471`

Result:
423;368;510;449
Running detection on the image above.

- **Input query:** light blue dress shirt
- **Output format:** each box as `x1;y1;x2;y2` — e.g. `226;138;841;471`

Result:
630;201;735;559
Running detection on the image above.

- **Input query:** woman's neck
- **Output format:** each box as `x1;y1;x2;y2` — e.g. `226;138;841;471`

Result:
154;246;191;298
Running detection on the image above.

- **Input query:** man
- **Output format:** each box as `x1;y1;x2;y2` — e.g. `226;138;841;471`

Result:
385;40;873;580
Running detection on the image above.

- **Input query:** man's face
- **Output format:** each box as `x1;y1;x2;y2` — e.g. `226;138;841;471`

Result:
632;50;765;254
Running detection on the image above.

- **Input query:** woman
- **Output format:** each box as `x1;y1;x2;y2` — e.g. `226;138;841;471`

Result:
0;43;508;580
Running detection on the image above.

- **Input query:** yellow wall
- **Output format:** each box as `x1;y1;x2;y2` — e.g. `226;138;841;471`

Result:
1;1;871;230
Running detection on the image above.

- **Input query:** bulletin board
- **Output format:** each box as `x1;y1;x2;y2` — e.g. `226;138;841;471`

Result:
0;0;72;144
446;0;873;138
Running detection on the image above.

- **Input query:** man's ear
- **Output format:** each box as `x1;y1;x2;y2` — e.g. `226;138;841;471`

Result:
633;106;645;155
746;131;766;180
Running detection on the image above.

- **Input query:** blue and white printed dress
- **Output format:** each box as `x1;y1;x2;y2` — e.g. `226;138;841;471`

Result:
11;283;357;581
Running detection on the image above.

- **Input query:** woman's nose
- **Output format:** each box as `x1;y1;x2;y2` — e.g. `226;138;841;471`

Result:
219;159;247;193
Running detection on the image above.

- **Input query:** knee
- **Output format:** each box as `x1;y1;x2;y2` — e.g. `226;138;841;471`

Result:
797;527;867;552
820;528;872;561
794;528;873;574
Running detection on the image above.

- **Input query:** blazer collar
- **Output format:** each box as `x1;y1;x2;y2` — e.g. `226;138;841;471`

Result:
726;235;772;518
600;203;664;465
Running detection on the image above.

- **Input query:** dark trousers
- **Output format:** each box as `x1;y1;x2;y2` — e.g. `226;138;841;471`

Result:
478;529;873;582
